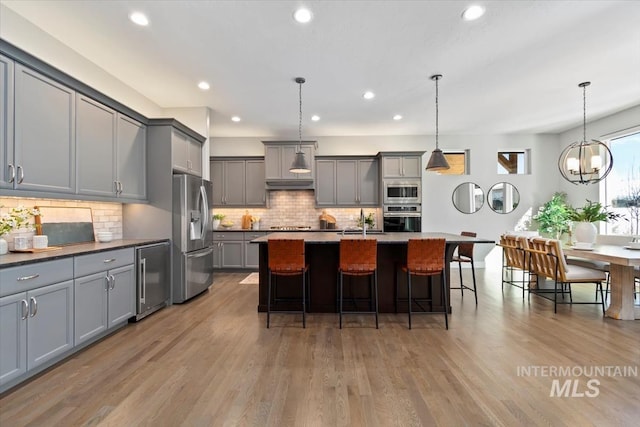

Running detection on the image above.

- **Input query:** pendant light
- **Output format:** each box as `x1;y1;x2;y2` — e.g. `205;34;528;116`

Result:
426;74;450;171
558;82;613;185
289;77;311;174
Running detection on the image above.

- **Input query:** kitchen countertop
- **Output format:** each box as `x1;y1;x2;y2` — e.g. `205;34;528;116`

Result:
0;239;169;268
213;228;382;233
251;231;494;244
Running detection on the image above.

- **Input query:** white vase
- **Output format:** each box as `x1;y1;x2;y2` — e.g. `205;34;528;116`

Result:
0;237;7;255
574;222;597;244
212;219;221;230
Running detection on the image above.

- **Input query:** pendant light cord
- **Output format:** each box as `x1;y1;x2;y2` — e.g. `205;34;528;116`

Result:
435;76;439;149
582;83;587;143
298;80;303;150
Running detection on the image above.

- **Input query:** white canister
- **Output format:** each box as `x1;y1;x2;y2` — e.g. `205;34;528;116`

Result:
33;235;48;249
14;236;30;250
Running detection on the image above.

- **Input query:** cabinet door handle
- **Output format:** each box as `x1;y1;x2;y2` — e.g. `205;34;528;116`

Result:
109;274;115;290
114;181;119;194
17;165;24;184
17;274;40;281
29;297;37;317
117;181;123;194
8;164;15;183
105;275;111;291
139;258;146;303
103;258;116;263
21;299;29;320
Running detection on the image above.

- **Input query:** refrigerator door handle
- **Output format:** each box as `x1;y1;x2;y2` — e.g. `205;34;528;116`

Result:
139;258;146;304
200;185;209;242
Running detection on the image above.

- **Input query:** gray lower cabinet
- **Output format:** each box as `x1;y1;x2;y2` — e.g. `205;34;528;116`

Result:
211;158;266;207
13;64;76;194
74;249;135;346
0;280;74;387
0;54;14;190
172;129;202;177
315;157;379;206
244;231;267;269
221;241;243;268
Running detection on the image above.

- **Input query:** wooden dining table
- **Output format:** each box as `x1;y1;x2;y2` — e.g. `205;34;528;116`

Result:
563;244;640;320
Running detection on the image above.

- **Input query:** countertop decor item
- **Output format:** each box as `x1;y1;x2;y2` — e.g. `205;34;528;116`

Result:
425;74;450;172
558;82;613;185
289;77;311;174
212;213;225;230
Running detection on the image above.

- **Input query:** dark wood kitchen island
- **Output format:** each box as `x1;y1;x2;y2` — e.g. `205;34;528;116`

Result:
251;232;494;313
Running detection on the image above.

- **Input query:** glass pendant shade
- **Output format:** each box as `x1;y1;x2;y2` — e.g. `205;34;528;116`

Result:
558;82;612;185
290;151;310;173
289;77;311;174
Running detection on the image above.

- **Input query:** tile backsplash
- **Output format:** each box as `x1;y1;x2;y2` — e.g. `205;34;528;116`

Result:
0;197;123;239
212;190;381;230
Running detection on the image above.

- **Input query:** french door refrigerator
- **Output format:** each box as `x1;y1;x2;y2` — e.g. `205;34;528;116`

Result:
172;174;214;303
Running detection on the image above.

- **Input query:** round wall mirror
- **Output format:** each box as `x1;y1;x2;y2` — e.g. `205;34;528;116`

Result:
488;182;520;214
452;182;484;214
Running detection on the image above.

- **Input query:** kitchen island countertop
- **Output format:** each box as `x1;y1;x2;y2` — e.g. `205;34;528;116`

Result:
0;239;169;268
250;231;493;244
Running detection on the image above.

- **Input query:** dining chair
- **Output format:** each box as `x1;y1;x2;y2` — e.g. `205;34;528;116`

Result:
338;239;378;329
527;237;606;314
267;239;309;328
450;231;478;304
398;238;448;329
498;234;533;299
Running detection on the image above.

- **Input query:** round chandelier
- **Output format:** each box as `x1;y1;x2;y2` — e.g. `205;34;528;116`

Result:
558;82;613;185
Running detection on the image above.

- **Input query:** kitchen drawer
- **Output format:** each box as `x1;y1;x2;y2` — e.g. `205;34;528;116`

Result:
74;248;134;277
244;231;268;241
0;259;73;297
213;232;244;242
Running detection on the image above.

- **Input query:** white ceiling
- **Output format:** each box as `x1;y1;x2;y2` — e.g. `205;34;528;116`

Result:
2;0;639;138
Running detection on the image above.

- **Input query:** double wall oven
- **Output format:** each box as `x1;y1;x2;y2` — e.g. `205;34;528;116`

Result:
382;179;422;232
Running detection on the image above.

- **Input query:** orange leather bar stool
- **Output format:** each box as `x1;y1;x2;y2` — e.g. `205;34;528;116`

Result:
267;239;309;328
400;238;448;329
338;239;378;329
450;231;478;304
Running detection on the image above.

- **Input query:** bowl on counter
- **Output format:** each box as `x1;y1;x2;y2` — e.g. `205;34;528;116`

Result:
220;222;234;229
96;232;113;243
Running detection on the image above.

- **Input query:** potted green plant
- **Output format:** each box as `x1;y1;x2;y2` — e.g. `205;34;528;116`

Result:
212;213;225;230
533;192;572;240
568;200;624;244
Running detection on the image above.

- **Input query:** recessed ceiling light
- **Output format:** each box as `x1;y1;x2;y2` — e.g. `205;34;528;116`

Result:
461;5;485;21
293;8;313;23
311;115;320;121
231;116;241;122
129;11;149;26
393;115;403;121
363;91;375;100
198;81;210;90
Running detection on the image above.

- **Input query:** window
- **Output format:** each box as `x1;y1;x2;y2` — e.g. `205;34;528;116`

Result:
440;151;468;175
497;150;529;174
603;131;640;235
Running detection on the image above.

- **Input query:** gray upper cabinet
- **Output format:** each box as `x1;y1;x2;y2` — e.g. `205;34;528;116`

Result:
315;157;379;206
381;154;422;178
172;129;202;177
211;158;266;207
315;159;336;206
0;54;13;190
76;96;146;200
263;142;315;189
245;159;266;206
116;115;146;200
13;64;75;193
76;94;117;197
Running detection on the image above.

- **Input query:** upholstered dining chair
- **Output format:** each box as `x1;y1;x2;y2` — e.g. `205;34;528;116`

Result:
527;237;606;314
450;231;478;304
338;239;378;329
267;239;309;328
399;238;448;329
498;234;533;299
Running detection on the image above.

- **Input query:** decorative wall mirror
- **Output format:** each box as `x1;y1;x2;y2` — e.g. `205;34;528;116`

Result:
452;182;484;214
488;182;520;214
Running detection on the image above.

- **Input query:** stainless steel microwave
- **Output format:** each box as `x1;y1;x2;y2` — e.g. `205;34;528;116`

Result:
383;180;421;204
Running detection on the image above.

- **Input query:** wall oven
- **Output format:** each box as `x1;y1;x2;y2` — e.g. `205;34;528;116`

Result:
383;205;422;232
383;180;421;204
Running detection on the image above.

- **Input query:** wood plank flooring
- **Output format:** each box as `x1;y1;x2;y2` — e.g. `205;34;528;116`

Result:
2;261;640;426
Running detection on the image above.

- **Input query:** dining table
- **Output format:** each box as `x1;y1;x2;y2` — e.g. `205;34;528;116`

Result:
563;244;640;320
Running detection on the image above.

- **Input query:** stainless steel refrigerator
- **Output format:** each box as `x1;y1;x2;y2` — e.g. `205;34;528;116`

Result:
172;174;214;303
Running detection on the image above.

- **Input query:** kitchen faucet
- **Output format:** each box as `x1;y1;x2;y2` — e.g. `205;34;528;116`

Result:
361;209;366;238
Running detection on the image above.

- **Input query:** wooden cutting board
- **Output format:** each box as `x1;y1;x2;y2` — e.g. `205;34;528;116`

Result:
11;246;62;253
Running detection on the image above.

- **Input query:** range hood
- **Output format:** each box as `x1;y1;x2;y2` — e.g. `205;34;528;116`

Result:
265;178;314;191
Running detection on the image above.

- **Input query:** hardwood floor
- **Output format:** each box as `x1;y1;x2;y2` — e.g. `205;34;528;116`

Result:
2;262;640;426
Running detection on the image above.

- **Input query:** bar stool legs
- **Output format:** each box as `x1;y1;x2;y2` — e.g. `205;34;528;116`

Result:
407;269;448;330
339;270;378;329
